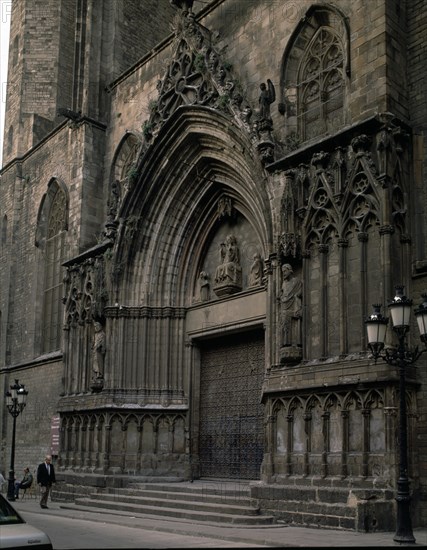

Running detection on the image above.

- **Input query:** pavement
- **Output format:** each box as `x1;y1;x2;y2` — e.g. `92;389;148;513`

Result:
10;494;427;548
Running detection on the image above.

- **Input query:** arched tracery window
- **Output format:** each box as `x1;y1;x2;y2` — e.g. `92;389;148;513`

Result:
281;5;350;145
111;132;142;186
298;28;344;140
42;187;67;352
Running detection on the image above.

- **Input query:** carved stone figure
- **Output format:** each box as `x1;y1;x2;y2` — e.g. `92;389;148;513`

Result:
280;264;302;348
248;253;263;287
258;79;276;121
107;180;120;220
92;321;106;379
213;234;242;296
217;196;233;220
199;271;210;301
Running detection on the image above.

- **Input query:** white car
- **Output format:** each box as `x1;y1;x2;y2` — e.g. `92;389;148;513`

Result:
0;494;53;549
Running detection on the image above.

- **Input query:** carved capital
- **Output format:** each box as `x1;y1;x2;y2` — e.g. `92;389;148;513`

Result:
170;0;194;13
257;139;275;165
311;151;330;170
379;224;395;235
284;168;296;181
351;134;371;154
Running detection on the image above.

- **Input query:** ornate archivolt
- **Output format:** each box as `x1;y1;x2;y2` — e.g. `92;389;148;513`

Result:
109;108;272;308
103;4;279;235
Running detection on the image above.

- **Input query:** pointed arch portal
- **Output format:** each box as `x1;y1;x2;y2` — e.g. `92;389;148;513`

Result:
102;106;271;479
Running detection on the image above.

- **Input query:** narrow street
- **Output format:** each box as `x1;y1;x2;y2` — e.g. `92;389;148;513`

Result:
18;508;267;549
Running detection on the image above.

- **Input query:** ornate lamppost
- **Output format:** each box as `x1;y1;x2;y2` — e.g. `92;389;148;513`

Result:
365;287;427;544
5;379;28;501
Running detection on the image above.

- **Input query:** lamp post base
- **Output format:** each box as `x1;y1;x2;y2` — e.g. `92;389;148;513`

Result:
393;532;416;544
7;471;16;501
393;494;416;544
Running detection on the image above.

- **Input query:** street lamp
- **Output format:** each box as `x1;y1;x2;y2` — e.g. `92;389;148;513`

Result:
365;286;427;544
5;379;28;501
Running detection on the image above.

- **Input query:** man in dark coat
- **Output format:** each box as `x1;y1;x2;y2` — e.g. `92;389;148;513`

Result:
37;455;56;509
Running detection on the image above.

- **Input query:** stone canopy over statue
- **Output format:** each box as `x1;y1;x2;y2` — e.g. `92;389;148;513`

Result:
213;234;242;297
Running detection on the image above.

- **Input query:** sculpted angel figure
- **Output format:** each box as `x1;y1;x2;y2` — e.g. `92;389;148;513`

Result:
259;79;276;121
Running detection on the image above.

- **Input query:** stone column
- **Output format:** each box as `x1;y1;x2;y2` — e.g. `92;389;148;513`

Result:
285;414;293;477
337;239;348;355
303;412;312;477
321;411;330;478
340;410;349;479
362;408;370;478
318;244;329;358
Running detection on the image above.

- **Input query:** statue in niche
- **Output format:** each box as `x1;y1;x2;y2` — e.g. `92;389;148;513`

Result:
92;320;106;379
258;79;276;122
199;271;210;301
280;264;302;348
213;234;242;296
107;180;120;220
248;253;263;287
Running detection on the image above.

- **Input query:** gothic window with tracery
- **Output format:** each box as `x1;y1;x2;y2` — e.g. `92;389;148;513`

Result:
298;28;344;141
42;188;67;352
281;6;350;146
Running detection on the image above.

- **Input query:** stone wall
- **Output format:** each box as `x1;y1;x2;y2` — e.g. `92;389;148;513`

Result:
2;360;63;477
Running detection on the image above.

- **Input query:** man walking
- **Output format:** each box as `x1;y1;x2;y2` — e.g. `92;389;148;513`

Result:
37;455;56;509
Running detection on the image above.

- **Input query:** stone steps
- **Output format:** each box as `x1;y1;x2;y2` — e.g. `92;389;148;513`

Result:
106;489;254;507
65;481;275;526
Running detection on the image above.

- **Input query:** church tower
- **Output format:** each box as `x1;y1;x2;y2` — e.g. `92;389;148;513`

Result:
2;0;176;164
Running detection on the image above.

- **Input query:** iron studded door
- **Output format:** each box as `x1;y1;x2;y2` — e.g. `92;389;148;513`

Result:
199;330;265;479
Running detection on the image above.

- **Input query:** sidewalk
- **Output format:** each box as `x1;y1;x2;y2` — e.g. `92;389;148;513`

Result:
12;496;427;547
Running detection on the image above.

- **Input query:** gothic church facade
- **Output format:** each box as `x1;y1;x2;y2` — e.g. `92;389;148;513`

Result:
1;0;426;532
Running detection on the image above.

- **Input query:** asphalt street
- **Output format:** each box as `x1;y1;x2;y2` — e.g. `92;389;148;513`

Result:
16;508;266;548
9;495;427;549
